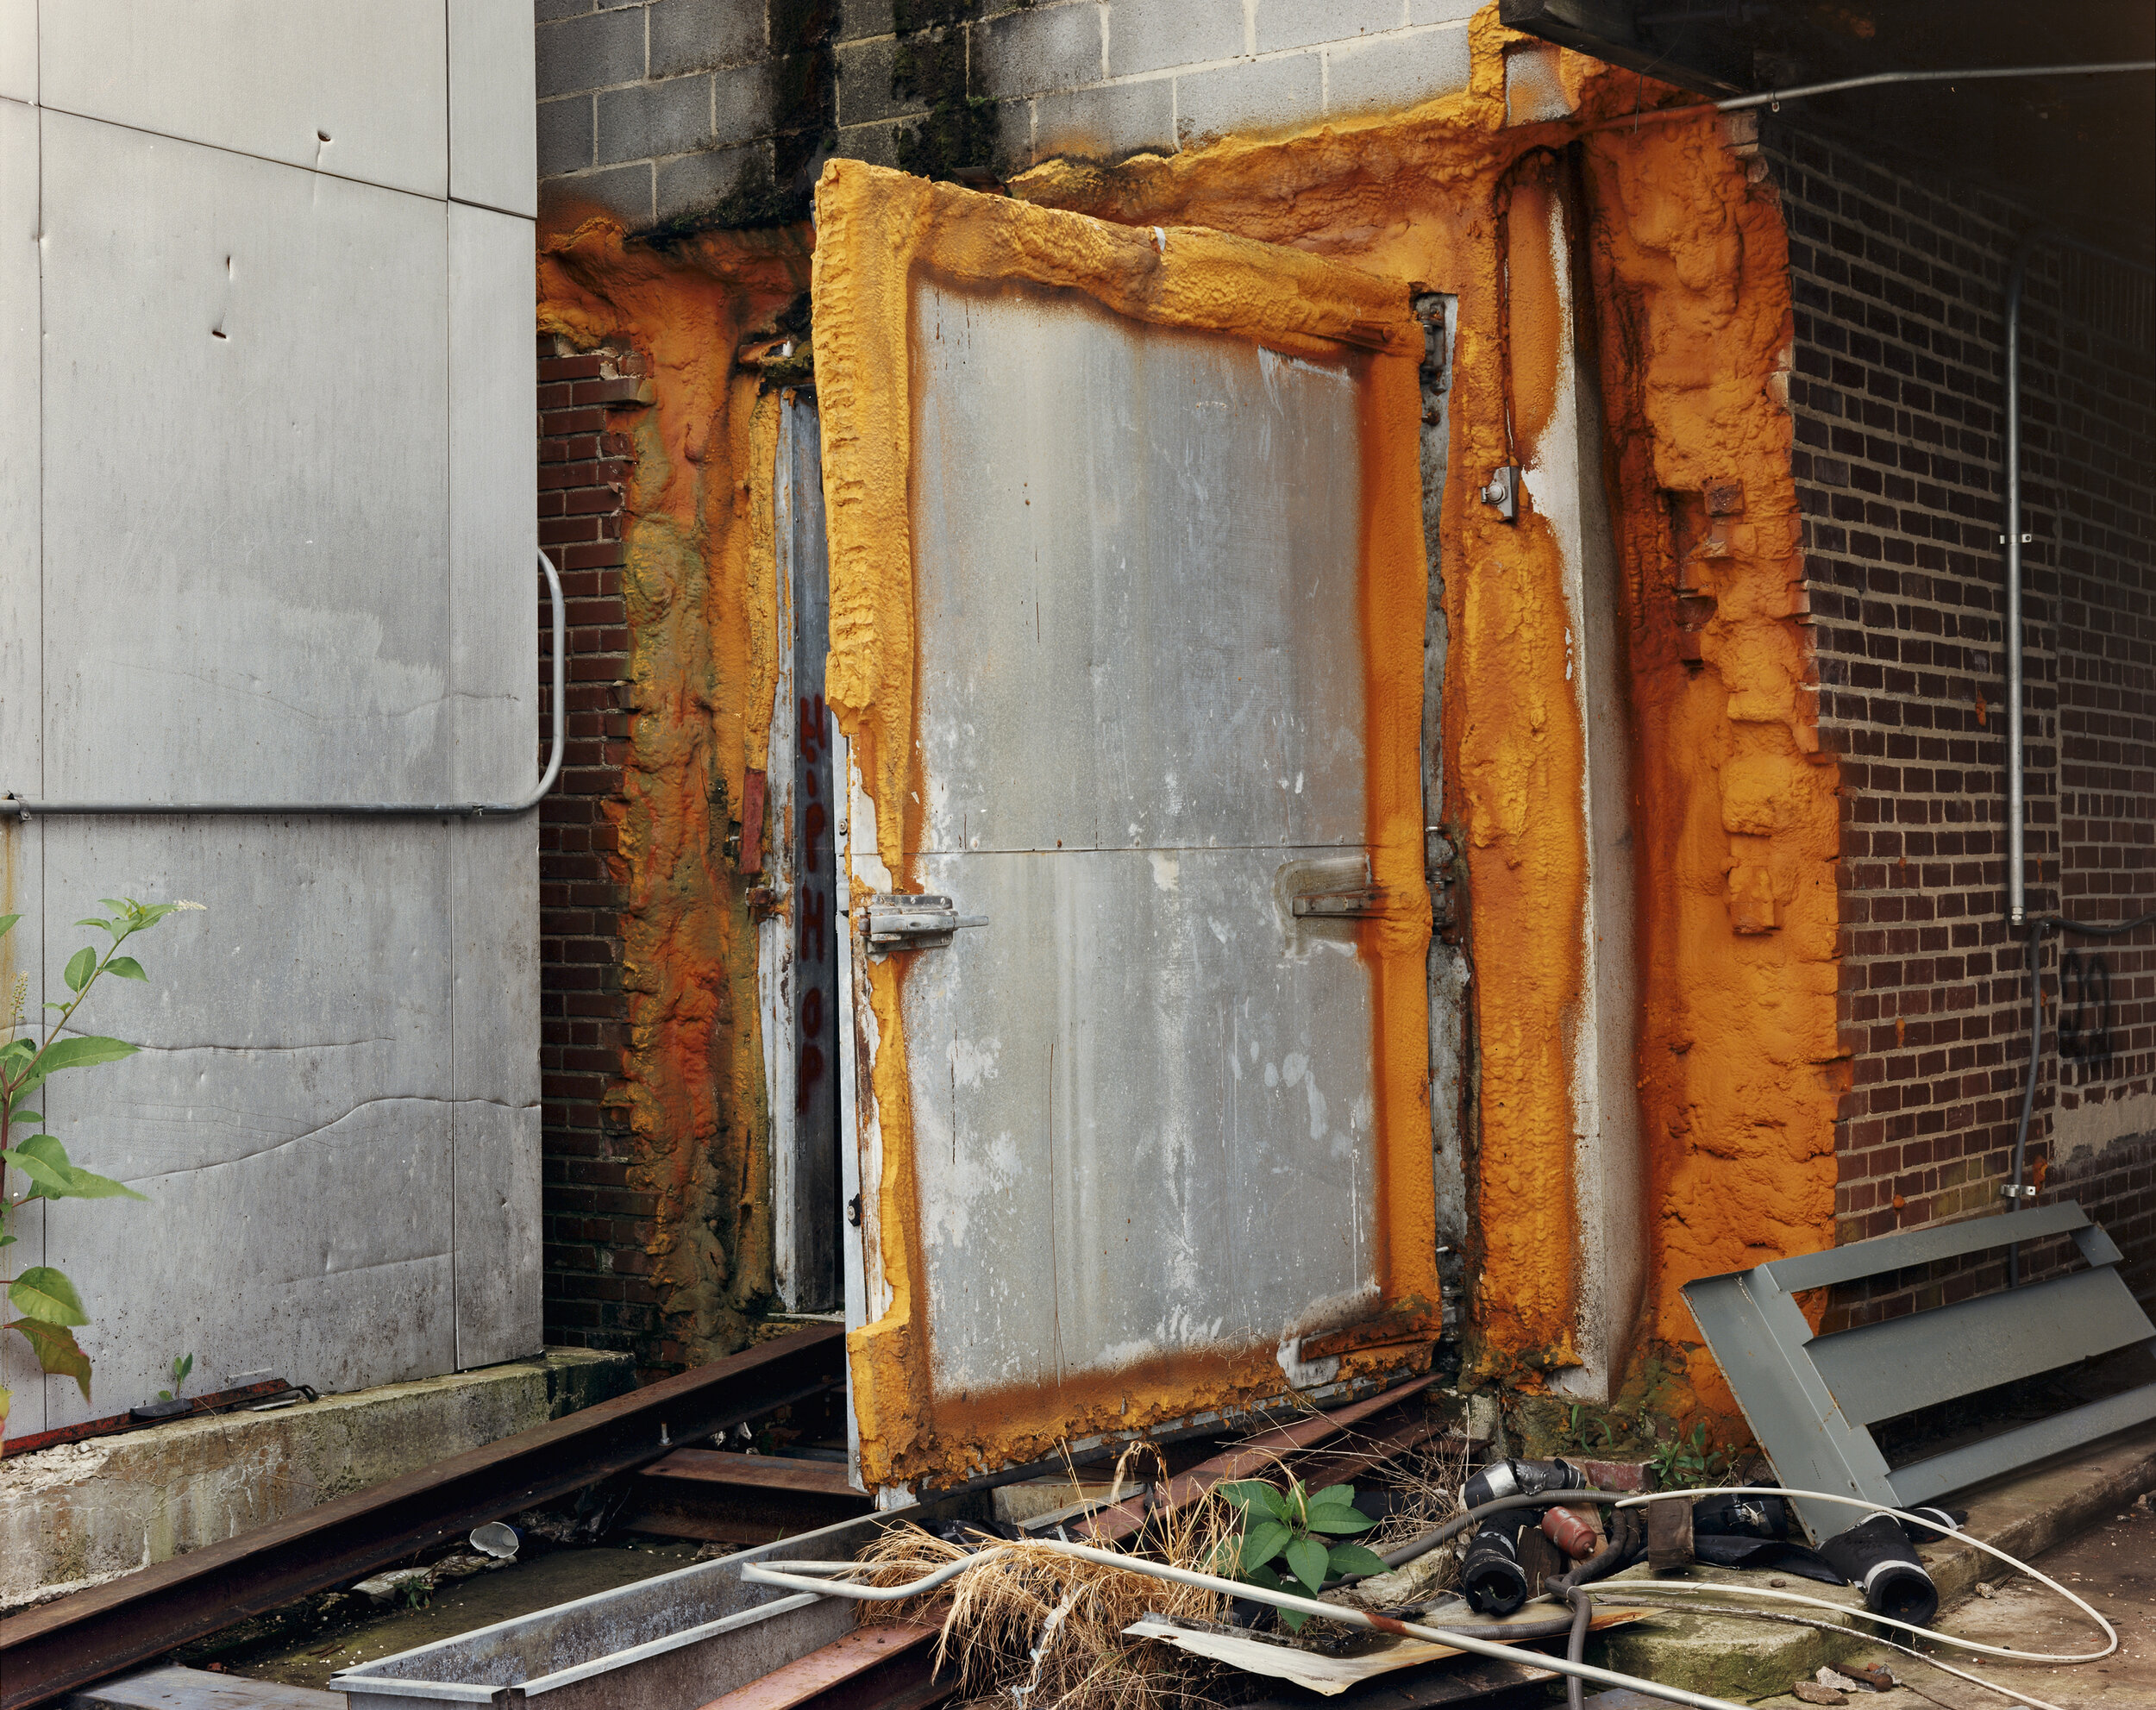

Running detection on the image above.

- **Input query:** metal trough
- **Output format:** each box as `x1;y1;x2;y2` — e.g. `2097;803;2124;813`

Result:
330;1502;966;1710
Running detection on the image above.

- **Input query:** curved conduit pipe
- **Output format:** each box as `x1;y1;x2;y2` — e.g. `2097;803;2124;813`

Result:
1996;233;2156;1278
5;547;566;819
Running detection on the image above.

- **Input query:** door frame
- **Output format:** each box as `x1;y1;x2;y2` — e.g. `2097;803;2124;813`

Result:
812;160;1440;1494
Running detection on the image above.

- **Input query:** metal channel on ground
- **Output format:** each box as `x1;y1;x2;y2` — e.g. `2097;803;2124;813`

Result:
0;1325;846;1710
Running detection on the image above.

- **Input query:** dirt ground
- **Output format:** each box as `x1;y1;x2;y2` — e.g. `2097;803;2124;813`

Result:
1751;1498;2153;1710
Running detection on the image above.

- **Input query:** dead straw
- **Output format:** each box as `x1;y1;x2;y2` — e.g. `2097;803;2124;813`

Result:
856;1444;1238;1710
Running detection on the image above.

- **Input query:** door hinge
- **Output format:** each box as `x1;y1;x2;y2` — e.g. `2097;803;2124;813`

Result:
865;894;987;951
1292;886;1388;920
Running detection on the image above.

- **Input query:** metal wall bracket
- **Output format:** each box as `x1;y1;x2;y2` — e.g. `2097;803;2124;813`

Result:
864;894;987;953
1291;887;1388;919
1478;464;1520;522
1683;1201;2156;1544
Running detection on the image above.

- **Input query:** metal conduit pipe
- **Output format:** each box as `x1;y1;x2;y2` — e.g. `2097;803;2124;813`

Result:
1581;60;2156;135
5;547;566;819
1996;232;2155;1280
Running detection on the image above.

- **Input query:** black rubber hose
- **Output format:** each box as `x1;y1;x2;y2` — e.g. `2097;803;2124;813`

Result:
1374;1487;1640;1573
1564;1585;1593;1710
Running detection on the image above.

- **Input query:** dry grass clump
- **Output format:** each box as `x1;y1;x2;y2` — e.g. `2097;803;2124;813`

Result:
855;1447;1236;1710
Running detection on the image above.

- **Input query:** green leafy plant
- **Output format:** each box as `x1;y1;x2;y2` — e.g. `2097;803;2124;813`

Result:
1;899;202;1430
1650;1420;1733;1490
156;1352;195;1403
1217;1475;1388;1632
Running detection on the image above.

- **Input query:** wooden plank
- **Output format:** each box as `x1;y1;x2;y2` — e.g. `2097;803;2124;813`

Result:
695;1619;943;1710
642;1450;865;1497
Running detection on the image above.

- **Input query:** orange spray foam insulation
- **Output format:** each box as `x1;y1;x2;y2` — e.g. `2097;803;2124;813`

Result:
1010;28;1839;1429
531;9;1839;1435
538;210;813;1361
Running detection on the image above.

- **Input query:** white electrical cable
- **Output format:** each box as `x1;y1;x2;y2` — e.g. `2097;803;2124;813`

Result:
744;1544;1761;1710
742;1482;2115;1710
1607;1488;2117;1664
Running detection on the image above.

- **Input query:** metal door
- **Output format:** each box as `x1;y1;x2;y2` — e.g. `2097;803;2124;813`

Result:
815;165;1437;1494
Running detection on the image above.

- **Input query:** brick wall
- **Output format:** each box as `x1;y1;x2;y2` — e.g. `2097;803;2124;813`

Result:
1767;124;2156;1320
536;0;1481;230
536;336;664;1358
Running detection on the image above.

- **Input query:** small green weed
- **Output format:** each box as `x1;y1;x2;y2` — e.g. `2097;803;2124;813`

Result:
1216;1475;1388;1632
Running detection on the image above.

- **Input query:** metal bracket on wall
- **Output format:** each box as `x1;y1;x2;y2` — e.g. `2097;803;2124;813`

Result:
4;548;565;820
1683;1201;2156;1544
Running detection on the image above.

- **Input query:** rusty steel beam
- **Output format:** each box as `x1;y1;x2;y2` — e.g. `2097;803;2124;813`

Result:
0;1323;847;1710
695;1615;953;1710
620;1447;874;1544
1080;1371;1443;1544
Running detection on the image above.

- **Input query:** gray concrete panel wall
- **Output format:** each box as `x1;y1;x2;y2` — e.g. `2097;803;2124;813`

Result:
0;3;543;1435
537;0;1480;229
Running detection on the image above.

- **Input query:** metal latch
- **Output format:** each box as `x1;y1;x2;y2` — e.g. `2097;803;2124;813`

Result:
865;894;987;951
1292;887;1387;920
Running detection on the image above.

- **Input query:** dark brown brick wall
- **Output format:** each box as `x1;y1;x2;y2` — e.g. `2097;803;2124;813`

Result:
1764;125;2156;1322
536;335;663;1356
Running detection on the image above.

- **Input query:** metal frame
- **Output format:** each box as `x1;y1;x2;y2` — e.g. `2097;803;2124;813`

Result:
4;548;564;819
1683;1203;2156;1544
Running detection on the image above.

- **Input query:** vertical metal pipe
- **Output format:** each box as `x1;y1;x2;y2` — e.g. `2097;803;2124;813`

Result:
2003;234;2034;927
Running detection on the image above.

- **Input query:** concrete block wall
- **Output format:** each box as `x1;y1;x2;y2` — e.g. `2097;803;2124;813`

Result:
1766;123;2156;1318
537;0;1482;229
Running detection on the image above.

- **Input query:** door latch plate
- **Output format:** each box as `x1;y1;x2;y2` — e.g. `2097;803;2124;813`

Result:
865;893;987;952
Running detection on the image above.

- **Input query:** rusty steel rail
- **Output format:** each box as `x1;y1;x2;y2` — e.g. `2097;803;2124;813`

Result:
0;1323;846;1710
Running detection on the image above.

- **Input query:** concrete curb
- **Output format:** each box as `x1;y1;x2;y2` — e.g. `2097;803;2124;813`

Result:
0;1348;633;1613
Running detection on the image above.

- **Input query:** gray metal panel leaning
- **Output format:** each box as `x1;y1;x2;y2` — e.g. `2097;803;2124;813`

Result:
1750;1202;2090;1296
1683;1200;2156;1544
4;549;563;820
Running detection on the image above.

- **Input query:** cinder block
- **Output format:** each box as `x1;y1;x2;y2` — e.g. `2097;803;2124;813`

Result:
833;117;906;170
1175;50;1322;144
1106;0;1244;78
654;138;773;222
650;0;768;77
1408;0;1480;20
715;57;780;142
536;6;647;98
539;94;597;176
835;33;931;127
1031;75;1174;162
974;3;1106;98
1326;24;1470;118
1254;0;1403;56
541;160;655;224
538;0;595;21
837;0;893;41
597;73;715;165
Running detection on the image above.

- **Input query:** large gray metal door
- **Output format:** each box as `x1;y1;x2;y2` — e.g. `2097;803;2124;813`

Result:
817;165;1435;1494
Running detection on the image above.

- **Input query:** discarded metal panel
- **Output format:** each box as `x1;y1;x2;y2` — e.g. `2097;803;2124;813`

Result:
817;168;1437;1489
0;1327;844;1710
765;397;843;1312
1683;1201;2156;1544
333;1507;968;1710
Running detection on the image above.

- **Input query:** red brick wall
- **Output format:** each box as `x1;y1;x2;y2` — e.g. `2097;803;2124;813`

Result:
1765;127;2156;1321
536;335;662;1358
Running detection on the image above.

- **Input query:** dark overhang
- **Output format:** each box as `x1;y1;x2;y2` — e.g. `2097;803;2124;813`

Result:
1501;0;2155;266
